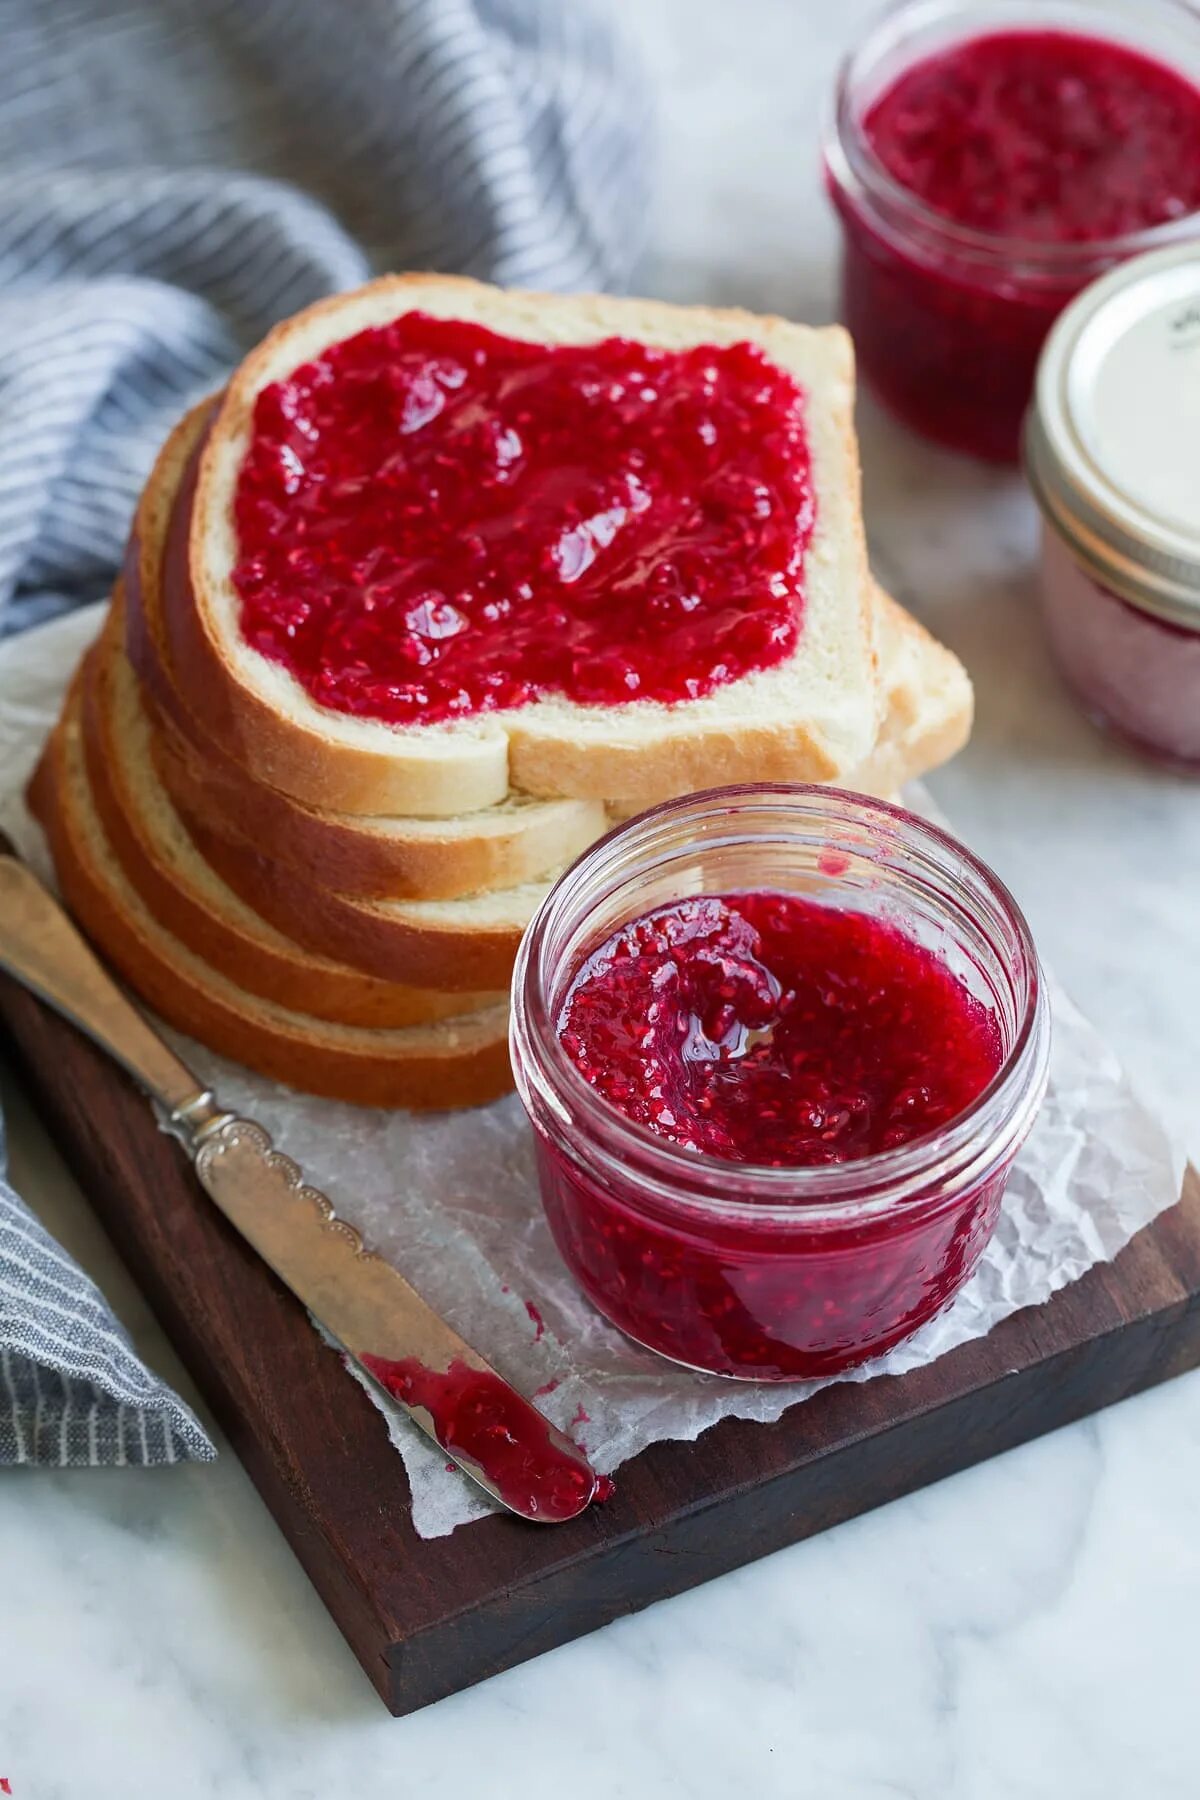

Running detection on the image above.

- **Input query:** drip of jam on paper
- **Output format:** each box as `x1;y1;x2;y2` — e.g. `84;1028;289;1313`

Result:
559;892;1004;1166
360;1352;609;1521
524;1299;546;1340
232;312;814;725
866;30;1200;242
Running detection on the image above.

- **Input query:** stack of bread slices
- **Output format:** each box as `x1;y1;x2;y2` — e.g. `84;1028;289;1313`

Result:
28;276;972;1109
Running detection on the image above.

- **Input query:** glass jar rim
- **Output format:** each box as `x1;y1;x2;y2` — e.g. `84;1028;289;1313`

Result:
825;0;1200;275
511;785;1051;1229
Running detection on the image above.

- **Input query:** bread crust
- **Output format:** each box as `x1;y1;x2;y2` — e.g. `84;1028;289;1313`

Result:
122;585;973;997
153;715;600;901
27;716;514;1109
184;811;542;991
81;633;503;1026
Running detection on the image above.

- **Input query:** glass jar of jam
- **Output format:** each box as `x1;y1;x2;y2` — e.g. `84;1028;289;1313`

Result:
824;0;1200;462
1026;244;1200;768
511;787;1050;1382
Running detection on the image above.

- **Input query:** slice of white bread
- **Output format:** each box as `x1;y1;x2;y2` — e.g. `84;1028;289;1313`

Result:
101;608;543;991
122;401;967;992
26;703;514;1109
80;630;504;1026
167;275;878;817
185;811;551;992
154;686;604;902
606;594;972;812
852;595;973;800
127;589;971;996
126;402;610;898
132;392;967;892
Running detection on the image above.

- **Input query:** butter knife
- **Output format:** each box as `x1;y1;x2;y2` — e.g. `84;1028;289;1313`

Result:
0;852;605;1524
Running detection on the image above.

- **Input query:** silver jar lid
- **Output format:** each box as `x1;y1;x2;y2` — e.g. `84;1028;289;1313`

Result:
1024;243;1200;629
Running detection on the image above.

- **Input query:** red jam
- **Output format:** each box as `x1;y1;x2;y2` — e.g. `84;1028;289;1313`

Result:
232;314;814;724
828;23;1200;460
514;790;1048;1384
360;1353;606;1522
558;894;1003;1165
866;31;1200;243
535;892;1010;1381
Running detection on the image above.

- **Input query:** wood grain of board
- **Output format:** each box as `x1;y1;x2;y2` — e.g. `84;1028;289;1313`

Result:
2;942;1198;1715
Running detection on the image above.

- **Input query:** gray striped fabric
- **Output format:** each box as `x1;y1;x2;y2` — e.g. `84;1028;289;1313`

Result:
0;0;651;1463
0;0;651;638
0;1127;214;1464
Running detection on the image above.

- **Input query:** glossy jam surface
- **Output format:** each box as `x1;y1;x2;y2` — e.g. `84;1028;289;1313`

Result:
232;314;814;725
866;31;1200;241
558;893;1004;1167
830;26;1200;461
360;1353;605;1522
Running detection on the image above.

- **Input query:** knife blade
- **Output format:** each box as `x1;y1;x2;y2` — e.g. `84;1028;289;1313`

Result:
0;851;604;1523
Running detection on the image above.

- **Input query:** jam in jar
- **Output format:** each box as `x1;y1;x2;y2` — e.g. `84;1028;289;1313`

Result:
824;0;1200;462
511;787;1050;1381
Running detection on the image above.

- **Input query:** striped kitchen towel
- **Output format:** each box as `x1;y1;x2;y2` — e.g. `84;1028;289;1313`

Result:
0;0;651;638
0;0;651;1464
0;1114;214;1464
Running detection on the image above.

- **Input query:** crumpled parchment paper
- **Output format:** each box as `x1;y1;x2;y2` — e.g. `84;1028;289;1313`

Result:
0;607;1185;1536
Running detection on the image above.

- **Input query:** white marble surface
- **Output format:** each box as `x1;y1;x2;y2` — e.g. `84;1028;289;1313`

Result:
2;1;1199;1793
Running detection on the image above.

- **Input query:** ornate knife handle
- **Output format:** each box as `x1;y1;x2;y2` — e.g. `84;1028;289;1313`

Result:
0;845;603;1521
0;851;224;1145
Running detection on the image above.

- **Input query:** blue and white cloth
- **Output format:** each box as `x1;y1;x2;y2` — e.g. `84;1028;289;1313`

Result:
0;1138;214;1464
0;0;652;1463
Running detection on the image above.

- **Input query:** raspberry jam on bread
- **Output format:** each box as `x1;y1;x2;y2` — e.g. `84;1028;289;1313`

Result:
511;788;1049;1380
825;0;1200;461
359;1353;608;1521
162;279;874;817
556;893;1003;1165
231;314;814;723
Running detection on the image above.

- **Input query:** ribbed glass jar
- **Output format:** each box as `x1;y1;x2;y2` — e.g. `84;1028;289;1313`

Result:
511;787;1050;1381
1025;243;1200;768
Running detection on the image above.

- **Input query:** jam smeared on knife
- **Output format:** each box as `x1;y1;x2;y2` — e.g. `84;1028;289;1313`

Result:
559;892;1004;1165
360;1352;610;1521
232;313;814;725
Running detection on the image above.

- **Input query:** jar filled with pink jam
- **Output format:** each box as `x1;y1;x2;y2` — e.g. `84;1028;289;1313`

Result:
824;0;1200;462
511;788;1050;1382
1026;244;1200;767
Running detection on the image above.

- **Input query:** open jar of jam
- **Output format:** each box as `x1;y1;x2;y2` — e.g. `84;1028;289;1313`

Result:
1026;244;1200;768
824;0;1200;462
511;787;1050;1382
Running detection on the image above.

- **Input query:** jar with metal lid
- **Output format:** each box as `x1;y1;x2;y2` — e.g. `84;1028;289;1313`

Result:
1025;243;1200;770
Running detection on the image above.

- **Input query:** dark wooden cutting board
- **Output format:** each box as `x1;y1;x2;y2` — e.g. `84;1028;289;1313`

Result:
2;952;1198;1717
